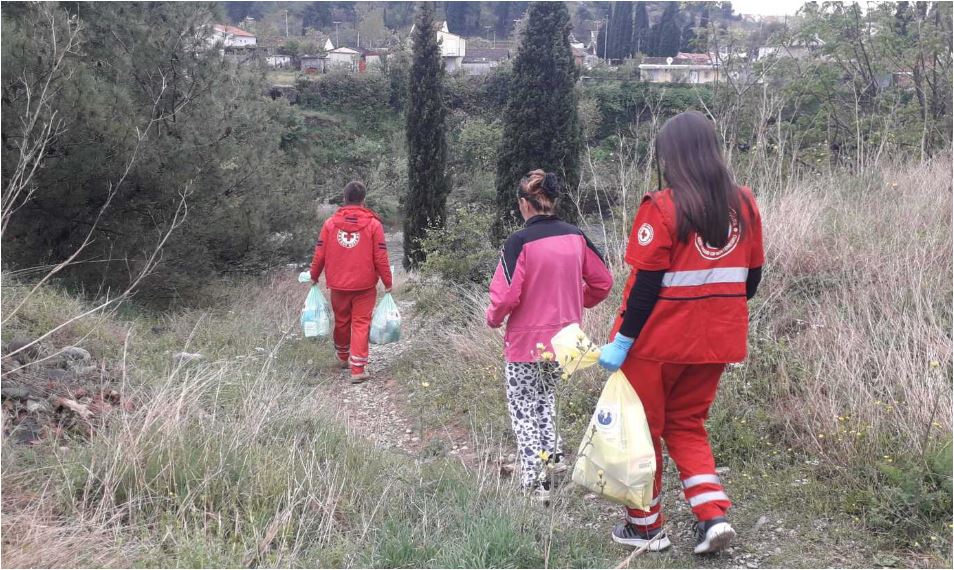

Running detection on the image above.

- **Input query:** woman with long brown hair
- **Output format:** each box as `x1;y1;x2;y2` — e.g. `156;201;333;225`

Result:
598;111;765;553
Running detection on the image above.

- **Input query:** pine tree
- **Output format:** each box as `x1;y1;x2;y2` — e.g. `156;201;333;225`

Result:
492;2;581;242
655;2;680;57
404;3;449;269
607;1;634;60
633;1;650;54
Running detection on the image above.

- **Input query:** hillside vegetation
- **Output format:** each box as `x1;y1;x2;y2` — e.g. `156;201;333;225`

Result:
2;157;951;568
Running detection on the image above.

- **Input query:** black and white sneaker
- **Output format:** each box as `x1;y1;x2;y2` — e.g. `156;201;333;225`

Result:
550;453;569;474
611;522;672;551
693;517;736;554
530;480;551;502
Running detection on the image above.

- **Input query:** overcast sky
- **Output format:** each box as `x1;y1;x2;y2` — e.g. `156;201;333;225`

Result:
730;0;809;16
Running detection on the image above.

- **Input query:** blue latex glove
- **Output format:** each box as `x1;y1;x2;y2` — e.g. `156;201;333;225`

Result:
598;333;635;372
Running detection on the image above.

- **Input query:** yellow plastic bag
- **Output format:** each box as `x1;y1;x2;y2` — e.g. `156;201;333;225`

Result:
551;324;656;510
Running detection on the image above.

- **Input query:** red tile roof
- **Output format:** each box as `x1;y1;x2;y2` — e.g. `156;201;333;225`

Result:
214;24;255;38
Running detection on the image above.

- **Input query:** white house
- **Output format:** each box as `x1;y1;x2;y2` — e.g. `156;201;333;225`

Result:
210;24;256;47
639;54;720;84
327;46;361;70
409;20;466;72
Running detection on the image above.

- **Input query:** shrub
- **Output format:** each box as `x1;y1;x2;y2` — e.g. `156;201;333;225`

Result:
418;205;498;285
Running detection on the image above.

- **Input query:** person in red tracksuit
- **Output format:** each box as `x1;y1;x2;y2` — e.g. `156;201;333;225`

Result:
598;111;765;554
310;181;393;384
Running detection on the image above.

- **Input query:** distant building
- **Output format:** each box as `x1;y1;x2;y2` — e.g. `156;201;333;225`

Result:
210;24;257;47
359;49;385;72
266;54;293;69
569;33;585;51
327;46;361;71
409;20;466;73
639;54;720;84
461;47;510;75
755;37;824;61
300;54;327;74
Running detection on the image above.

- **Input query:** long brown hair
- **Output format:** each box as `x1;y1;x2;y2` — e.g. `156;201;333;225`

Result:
656;111;748;246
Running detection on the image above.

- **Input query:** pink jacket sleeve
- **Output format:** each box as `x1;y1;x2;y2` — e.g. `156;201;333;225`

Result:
486;254;526;329
582;238;613;308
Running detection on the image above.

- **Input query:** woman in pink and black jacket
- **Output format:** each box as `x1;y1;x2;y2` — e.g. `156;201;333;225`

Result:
486;169;613;499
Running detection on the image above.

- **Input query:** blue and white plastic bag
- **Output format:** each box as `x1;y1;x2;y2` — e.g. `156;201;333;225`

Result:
298;271;330;339
370;293;401;345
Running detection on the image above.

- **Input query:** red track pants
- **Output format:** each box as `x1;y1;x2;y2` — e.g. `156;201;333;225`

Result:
621;358;731;530
330;288;376;375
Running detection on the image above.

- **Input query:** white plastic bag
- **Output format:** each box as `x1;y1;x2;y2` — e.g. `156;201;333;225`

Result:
298;271;330;339
551;324;656;510
370;293;401;345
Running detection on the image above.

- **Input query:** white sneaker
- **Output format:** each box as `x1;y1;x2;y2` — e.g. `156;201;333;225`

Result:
693;517;736;554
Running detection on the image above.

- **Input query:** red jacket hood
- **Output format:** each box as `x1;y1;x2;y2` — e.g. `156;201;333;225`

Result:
331;206;380;232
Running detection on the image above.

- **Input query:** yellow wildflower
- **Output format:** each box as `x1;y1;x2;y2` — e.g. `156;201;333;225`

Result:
540;351;554;362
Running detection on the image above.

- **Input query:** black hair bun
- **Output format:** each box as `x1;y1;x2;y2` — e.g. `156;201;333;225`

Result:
541;172;561;198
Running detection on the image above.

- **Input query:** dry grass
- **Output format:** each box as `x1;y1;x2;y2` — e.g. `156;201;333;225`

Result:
753;156;952;461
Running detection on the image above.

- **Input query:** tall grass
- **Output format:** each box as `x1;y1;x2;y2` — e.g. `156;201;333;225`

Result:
1;273;623;568
408;155;953;545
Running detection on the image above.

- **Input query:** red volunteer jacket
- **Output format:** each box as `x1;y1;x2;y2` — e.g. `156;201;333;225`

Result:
611;186;764;363
310;205;393;291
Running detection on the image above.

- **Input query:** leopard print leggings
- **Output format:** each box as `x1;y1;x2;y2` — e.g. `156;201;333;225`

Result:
505;361;565;488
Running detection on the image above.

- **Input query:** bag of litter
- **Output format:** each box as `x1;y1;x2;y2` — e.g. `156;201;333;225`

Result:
370;293;401;345
551;323;656;510
298;271;330;339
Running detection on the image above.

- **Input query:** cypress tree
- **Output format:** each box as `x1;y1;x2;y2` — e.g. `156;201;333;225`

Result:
633;1;650;54
681;21;698;52
404;3;449;269
492;2;581;242
655;2;681;57
607;1;634;60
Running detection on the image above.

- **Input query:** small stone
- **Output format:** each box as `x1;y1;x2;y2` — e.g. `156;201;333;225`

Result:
507;453;516;463
45;368;75;382
501;463;516;474
1;384;32;400
752;515;769;532
60;346;91;361
584;493;598;501
715;466;730;475
411;437;420;443
405;428;413;434
452;444;459;450
26;400;49;414
72;364;99;377
172;352;204;364
3;338;39;363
